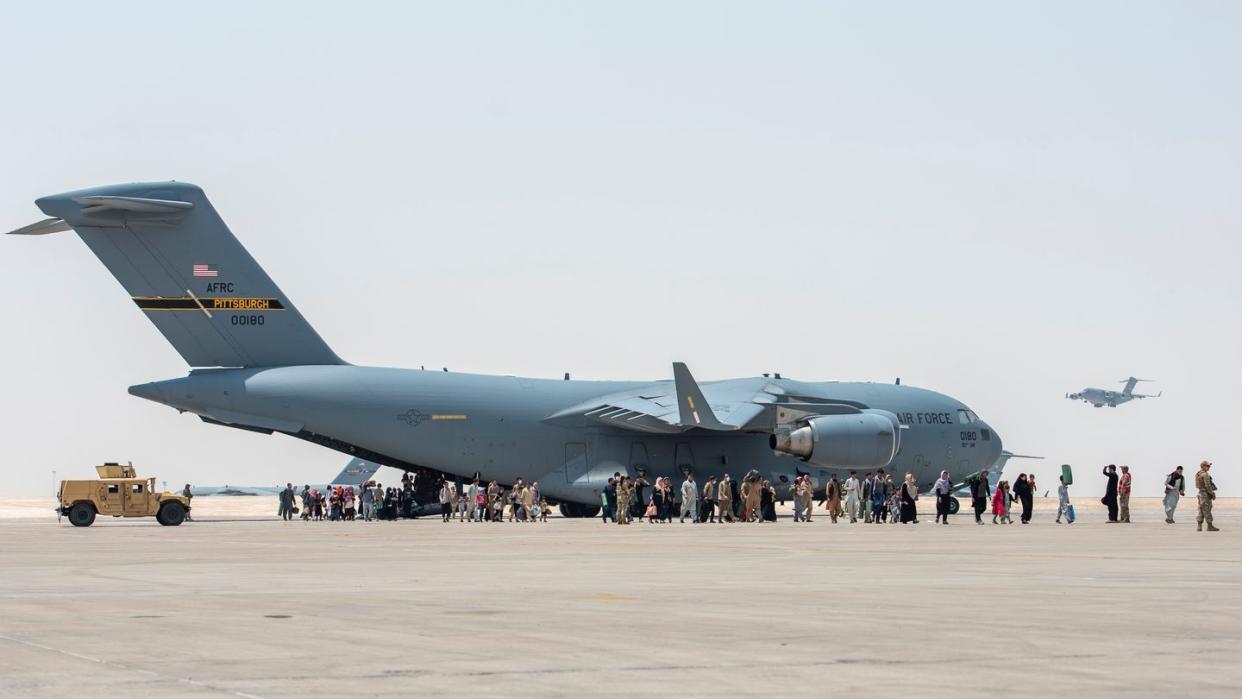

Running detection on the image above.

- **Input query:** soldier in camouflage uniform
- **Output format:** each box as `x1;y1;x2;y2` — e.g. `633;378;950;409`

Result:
616;476;632;525
1196;461;1219;532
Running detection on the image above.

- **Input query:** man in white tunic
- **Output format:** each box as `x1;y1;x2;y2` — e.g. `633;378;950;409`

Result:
844;471;861;523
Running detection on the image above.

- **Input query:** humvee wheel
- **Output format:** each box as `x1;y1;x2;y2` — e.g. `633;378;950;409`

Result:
68;503;96;527
158;502;186;526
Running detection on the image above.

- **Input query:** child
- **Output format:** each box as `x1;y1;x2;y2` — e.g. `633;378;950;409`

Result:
992;480;1007;524
539;498;550;522
998;481;1008;526
1056;475;1072;523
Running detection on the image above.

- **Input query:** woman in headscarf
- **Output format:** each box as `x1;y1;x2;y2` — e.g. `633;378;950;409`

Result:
932;470;952;524
1013;473;1033;524
900;473;919;523
760;479;776;522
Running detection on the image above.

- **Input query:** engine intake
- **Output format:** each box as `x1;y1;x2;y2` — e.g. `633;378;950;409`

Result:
769;410;900;468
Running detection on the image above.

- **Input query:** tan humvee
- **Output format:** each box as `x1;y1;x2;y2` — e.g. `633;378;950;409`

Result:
57;463;191;527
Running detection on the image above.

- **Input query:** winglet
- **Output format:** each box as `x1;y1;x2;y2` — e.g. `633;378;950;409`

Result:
6;217;72;236
673;362;728;430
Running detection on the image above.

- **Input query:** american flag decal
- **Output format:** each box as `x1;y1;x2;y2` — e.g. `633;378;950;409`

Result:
192;263;218;278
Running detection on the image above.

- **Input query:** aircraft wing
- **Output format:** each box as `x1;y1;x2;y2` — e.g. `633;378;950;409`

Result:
543;363;862;434
544;364;775;433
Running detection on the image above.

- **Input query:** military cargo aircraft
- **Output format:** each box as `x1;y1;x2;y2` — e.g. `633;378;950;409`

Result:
10;182;1004;516
1067;377;1161;408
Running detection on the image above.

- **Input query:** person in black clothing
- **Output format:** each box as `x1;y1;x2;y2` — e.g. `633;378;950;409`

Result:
760;479;776;522
1101;464;1119;522
970;469;990;524
632;475;649;522
1013;473;1034;523
650;482;665;524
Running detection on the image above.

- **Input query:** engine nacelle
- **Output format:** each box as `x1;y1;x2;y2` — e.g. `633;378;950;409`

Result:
769;410;900;469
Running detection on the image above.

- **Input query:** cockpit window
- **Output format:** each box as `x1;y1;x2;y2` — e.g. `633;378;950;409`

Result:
966;410;979;422
957;410;971;424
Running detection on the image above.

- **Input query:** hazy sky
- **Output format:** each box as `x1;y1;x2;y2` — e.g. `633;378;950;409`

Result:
2;1;1238;497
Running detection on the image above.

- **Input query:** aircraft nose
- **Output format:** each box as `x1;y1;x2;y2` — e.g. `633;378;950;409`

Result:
984;423;1003;465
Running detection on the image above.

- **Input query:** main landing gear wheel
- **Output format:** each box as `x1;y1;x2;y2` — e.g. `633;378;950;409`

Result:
558;503;602;518
68;503;96;527
947;496;961;515
157;502;187;526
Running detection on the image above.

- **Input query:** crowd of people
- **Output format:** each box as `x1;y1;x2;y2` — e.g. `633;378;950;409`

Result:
265;460;1220;529
598;468;1039;526
438;477;551;522
276;472;423;522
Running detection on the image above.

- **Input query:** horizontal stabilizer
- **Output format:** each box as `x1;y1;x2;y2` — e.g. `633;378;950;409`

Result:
6;217;72;236
331;458;382;486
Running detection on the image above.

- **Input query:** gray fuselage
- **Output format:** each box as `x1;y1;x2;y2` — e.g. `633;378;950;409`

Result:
130;367;1002;503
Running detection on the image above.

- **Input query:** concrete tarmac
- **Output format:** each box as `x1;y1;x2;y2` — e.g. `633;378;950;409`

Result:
0;497;1238;697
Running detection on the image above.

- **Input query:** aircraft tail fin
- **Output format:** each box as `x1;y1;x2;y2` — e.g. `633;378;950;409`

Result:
12;182;344;368
330;458;382;486
1119;376;1150;396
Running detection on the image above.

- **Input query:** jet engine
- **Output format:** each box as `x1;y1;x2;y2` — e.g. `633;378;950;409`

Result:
769;410;901;469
